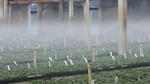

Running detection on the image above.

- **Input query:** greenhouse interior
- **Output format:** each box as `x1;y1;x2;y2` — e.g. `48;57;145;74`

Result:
0;0;150;84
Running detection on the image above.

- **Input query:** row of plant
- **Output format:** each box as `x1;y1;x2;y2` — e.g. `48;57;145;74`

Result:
0;41;118;64
0;40;149;82
30;67;150;84
0;49;149;81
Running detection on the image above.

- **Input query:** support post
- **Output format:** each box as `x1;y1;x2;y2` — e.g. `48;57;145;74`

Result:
64;37;66;47
33;49;37;68
118;0;127;55
4;0;8;20
69;0;73;21
68;0;74;39
83;0;91;50
92;47;95;62
98;0;102;42
37;3;42;20
139;43;143;57
92;45;96;62
25;4;29;25
88;60;92;84
0;0;4;22
8;4;12;23
98;0;102;22
59;0;63;19
0;0;8;22
83;0;90;22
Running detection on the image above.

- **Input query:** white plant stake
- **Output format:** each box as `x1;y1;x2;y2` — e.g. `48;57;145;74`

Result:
13;60;18;66
92;79;95;84
112;56;115;61
110;52;113;57
134;54;138;58
139;43;143;57
55;54;57;60
48;61;51;67
48;57;53;62
7;65;11;71
84;57;88;63
141;53;144;57
67;56;70;60
128;50;131;54
64;60;68;66
124;53;127;59
69;59;74;65
115;76;118;84
27;63;31;69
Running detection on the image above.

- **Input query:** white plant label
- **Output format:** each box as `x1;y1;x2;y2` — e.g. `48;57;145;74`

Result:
128;50;131;54
115;76;118;84
112;56;115;61
92;79;95;84
27;63;31;69
67;56;70;60
139;44;143;57
134;54;138;58
84;57;88;63
141;53;144;57
64;60;68;66
110;52;113;57
48;61;51;67
124;53;127;59
7;65;11;71
48;57;53;62
13;60;18;66
69;59;74;65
